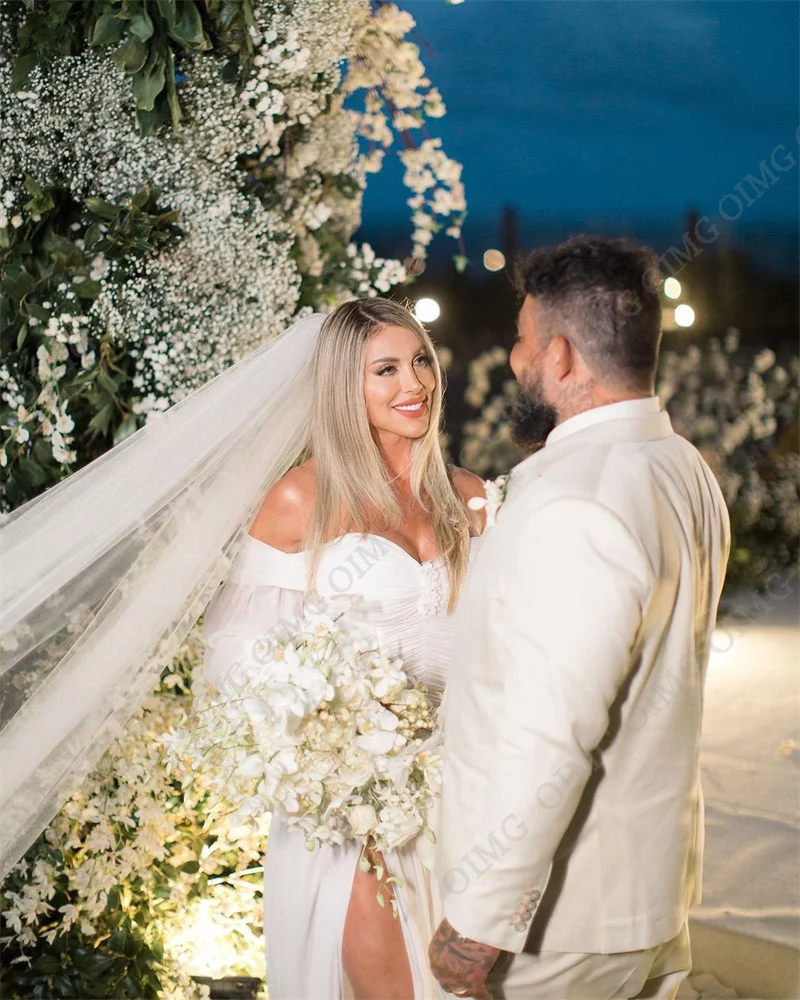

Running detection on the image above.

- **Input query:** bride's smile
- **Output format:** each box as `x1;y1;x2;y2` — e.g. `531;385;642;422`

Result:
364;322;436;439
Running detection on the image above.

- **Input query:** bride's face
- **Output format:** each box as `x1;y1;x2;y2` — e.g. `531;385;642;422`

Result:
363;324;436;439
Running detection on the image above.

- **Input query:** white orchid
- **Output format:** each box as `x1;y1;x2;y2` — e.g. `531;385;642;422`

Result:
164;596;441;868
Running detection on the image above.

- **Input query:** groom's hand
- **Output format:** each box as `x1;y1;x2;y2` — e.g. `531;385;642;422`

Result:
428;917;500;999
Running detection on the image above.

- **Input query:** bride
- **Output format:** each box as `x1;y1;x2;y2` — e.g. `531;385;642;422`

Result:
0;295;485;999
201;297;486;999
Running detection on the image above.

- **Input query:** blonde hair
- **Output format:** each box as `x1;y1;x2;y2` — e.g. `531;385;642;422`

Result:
304;298;472;612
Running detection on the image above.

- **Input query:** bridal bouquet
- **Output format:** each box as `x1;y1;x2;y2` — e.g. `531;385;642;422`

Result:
162;598;442;868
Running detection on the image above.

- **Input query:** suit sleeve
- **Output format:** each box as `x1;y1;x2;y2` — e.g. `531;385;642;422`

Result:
443;497;652;953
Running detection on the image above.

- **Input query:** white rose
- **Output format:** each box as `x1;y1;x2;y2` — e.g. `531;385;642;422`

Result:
348;803;378;837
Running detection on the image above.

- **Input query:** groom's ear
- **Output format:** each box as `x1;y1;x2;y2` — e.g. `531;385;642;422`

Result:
547;334;575;383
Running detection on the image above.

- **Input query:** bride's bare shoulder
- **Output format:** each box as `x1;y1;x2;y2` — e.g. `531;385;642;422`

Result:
450;466;486;532
249;459;316;552
450;466;485;502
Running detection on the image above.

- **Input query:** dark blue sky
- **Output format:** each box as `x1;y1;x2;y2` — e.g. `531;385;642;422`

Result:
360;0;799;264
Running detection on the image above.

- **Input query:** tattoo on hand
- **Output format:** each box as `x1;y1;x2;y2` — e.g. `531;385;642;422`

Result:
428;918;500;999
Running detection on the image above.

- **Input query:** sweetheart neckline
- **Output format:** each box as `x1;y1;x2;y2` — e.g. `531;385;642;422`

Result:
246;532;441;567
244;531;479;568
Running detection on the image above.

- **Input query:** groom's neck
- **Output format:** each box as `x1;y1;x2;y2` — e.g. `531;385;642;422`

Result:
554;383;654;425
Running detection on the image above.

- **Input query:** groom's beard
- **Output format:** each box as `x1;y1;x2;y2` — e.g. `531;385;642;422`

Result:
507;375;558;452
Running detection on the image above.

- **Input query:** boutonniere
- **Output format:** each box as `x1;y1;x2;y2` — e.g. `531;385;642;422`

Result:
467;474;509;528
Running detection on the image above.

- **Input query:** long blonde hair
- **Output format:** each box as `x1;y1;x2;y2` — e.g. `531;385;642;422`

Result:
304;298;472;612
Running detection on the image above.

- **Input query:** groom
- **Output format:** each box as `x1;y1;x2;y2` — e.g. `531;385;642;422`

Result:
429;236;730;999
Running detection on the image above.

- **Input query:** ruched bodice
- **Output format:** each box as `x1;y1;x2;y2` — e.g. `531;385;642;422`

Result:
206;532;480;705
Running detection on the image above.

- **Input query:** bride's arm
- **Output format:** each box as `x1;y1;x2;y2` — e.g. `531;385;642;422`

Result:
201;578;304;693
201;466;313;691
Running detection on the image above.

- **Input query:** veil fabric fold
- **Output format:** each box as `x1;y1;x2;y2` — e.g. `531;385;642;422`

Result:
0;312;324;879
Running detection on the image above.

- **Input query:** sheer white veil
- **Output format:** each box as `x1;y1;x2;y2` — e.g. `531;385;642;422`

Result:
0;312;325;879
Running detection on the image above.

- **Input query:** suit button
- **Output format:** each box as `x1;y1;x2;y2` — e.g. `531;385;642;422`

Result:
524;902;537;913
529;890;541;902
514;921;527;932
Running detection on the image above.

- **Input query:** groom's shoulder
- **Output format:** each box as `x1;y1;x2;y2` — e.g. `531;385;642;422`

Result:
510;436;656;517
513;437;618;493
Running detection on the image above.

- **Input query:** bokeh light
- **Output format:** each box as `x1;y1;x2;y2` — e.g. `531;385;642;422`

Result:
674;304;696;328
664;277;682;299
414;298;441;322
483;249;506;272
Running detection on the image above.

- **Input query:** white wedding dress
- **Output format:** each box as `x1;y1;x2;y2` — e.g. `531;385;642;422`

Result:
202;530;480;999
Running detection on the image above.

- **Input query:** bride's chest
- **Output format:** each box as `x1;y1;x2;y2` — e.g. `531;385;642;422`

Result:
313;533;450;616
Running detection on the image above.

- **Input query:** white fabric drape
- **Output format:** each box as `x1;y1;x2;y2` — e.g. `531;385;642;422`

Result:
0;313;324;879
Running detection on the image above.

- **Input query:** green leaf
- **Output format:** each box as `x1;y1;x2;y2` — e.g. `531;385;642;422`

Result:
84;222;103;248
74;277;102;300
33;437;52;464
88;402;115;436
130;185;150;211
33;953;61;974
3;261;36;300
136;101;170;136
167;2;208;48
155;0;176;27
92;12;125;46
129;9;154;41
112;35;149;74
97;371;119;397
16;323;29;350
25;301;51;321
85;196;121;221
19;457;46;486
179;859;200;873
21;173;55;216
43;231;81;264
4;475;23;508
156;209;181;225
132;59;165;111
11;53;38;91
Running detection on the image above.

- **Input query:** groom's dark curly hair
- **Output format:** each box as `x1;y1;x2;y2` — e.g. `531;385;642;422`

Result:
517;235;663;392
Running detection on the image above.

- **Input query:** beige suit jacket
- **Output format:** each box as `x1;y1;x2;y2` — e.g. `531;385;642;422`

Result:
435;399;730;954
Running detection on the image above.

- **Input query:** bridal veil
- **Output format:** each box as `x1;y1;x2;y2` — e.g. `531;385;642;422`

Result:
0;313;324;879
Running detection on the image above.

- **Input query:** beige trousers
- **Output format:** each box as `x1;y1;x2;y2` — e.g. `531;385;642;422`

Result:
485;923;692;1000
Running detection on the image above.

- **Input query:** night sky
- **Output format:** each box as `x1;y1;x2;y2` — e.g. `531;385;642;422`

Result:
359;0;799;269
